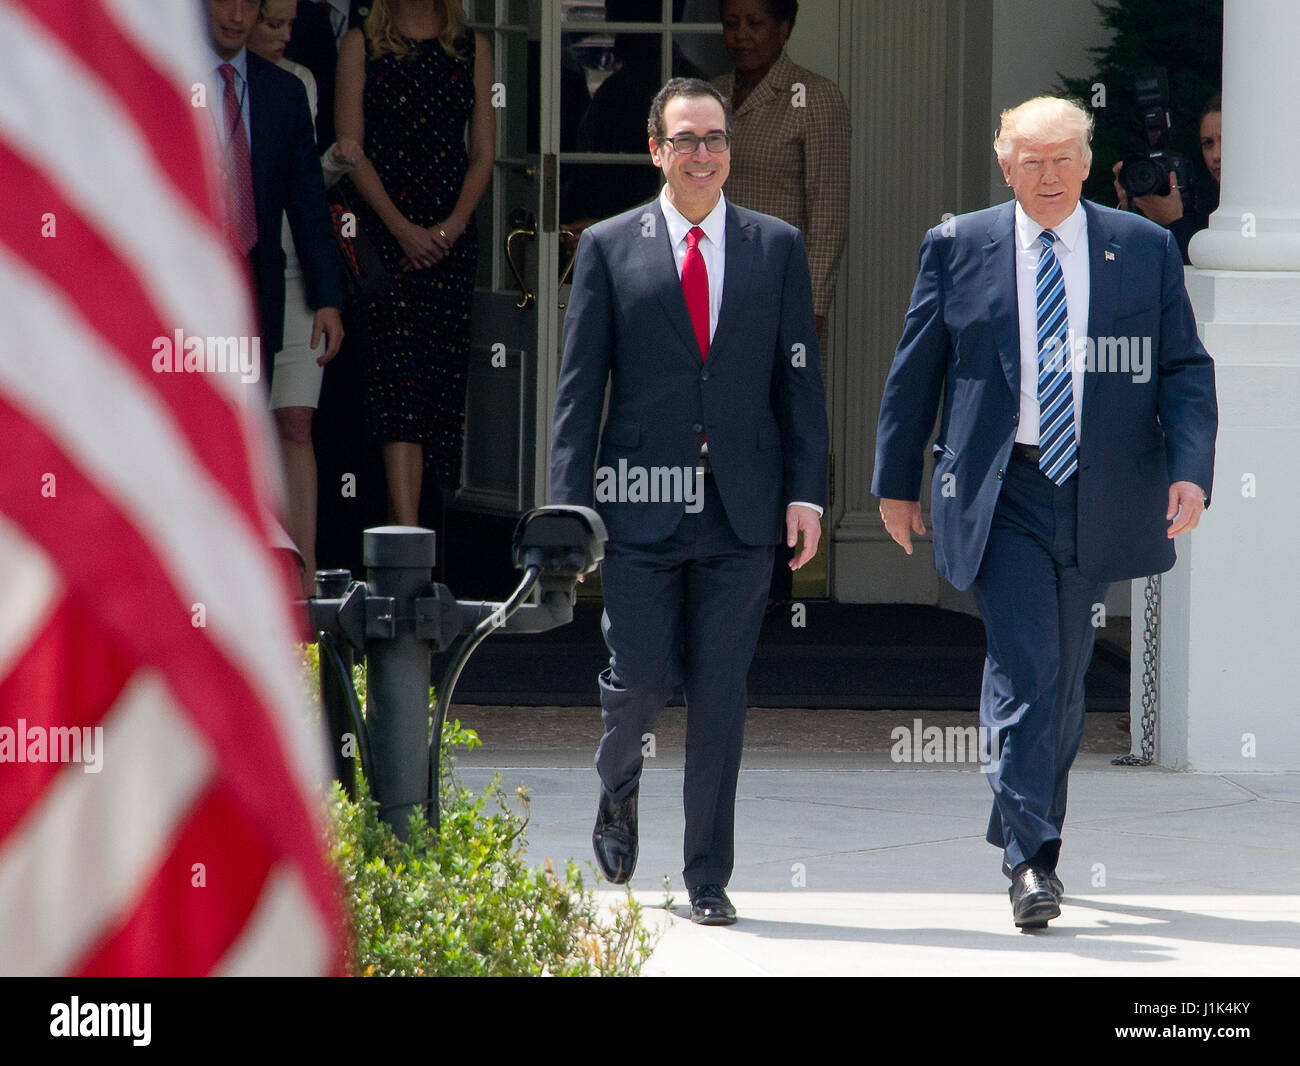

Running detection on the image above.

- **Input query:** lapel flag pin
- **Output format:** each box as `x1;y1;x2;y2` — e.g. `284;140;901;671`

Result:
1104;250;1116;261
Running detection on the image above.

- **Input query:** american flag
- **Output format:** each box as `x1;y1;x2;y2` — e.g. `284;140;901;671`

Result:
0;0;345;974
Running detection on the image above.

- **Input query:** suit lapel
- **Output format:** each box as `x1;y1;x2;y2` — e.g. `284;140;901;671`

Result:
983;202;1020;397
635;198;713;367
707;203;755;368
1082;200;1121;425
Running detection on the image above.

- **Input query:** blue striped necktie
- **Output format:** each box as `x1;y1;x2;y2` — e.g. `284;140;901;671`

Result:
1035;229;1078;484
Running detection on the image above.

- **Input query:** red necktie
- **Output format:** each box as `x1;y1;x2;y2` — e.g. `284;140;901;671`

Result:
219;64;258;256
682;226;709;360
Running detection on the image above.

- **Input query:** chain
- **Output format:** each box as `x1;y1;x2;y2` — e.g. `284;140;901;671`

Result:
1113;574;1159;766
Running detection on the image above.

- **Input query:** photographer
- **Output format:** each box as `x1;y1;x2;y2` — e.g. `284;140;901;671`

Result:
1113;93;1221;264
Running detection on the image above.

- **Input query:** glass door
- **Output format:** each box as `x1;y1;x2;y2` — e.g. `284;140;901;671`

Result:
460;0;560;515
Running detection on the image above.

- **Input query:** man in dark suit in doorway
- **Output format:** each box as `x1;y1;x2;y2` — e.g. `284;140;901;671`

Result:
873;96;1217;929
550;78;828;925
203;0;345;370
284;0;368;148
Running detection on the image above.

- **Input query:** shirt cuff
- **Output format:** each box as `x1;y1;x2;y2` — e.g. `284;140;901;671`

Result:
787;501;824;517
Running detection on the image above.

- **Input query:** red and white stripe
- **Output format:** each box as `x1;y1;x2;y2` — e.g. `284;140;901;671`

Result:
0;1;346;975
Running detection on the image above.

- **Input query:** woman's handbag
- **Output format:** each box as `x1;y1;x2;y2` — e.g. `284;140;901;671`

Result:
329;183;392;300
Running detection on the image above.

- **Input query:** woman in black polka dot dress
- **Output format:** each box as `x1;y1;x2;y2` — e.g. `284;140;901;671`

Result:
336;0;495;526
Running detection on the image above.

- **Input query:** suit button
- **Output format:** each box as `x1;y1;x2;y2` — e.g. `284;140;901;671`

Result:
997;468;1005;479
692;423;703;434
1012;414;1019;424
701;370;710;381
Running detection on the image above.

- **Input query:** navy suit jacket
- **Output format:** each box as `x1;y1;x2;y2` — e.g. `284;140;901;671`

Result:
550;197;829;546
246;52;347;355
284;0;368;148
872;198;1218;590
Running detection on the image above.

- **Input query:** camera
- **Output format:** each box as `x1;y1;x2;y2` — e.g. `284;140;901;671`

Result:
1117;67;1195;203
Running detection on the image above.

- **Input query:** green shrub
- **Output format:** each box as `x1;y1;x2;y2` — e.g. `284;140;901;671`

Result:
305;645;657;976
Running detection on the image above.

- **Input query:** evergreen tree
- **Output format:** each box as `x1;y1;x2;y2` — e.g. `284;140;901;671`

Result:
1058;0;1222;206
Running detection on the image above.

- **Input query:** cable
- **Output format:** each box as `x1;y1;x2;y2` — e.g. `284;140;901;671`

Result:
426;564;542;833
318;629;376;792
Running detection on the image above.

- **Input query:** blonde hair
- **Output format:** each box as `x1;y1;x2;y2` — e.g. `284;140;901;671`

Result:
258;0;295;20
994;96;1094;167
366;0;469;61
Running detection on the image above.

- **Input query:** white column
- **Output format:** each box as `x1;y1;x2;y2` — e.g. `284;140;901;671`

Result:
1189;0;1300;270
832;0;968;610
1146;0;1300;771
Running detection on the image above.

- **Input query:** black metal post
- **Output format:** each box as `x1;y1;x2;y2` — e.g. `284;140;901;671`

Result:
362;526;435;840
305;508;606;840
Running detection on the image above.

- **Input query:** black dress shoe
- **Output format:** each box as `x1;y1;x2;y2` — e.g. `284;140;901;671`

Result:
1002;857;1063;901
592;783;638;884
1009;865;1061;929
688;883;737;925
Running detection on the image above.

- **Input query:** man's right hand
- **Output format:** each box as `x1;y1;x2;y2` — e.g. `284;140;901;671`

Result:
879;498;925;555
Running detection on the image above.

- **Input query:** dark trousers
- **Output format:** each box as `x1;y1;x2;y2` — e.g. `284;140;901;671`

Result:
596;472;773;890
969;455;1108;872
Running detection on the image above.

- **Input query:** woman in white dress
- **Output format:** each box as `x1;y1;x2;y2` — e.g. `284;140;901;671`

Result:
249;0;361;593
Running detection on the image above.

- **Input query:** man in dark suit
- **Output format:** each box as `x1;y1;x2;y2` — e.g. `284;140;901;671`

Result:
873;96;1217;928
550;78;828;925
204;0;345;370
284;0;367;148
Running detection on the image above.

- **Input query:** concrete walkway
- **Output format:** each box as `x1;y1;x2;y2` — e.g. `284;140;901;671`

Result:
454;751;1300;976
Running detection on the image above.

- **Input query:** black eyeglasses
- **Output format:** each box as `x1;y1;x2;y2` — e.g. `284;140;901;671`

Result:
659;132;732;155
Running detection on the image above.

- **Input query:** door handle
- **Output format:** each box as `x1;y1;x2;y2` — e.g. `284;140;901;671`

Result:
557;228;578;309
504;209;536;310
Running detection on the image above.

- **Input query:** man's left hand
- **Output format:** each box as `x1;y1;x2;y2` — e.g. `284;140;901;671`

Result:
311;307;344;365
786;504;822;570
1167;480;1206;538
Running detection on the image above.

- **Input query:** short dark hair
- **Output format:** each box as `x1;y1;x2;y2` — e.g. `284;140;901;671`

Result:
647;78;733;142
717;0;798;32
1199;92;1222;124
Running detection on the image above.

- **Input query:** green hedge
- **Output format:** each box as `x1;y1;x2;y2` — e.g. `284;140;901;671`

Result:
304;645;657;976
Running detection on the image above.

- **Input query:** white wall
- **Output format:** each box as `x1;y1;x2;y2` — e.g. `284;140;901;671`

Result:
784;4;841;85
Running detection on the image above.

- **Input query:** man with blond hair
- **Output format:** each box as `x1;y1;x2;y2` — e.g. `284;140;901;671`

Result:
872;96;1217;928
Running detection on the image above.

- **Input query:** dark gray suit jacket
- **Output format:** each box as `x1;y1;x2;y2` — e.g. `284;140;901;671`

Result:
550;197;828;546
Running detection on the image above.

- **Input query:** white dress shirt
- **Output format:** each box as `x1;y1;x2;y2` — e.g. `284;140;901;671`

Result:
658;189;821;517
319;0;353;43
658;187;726;342
206;46;252;149
1014;200;1089;445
